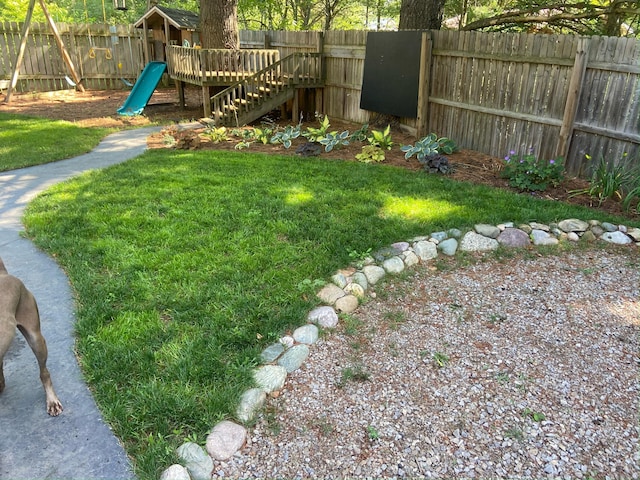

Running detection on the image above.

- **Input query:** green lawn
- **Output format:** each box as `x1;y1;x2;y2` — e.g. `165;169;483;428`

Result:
23;148;637;479
0;113;111;171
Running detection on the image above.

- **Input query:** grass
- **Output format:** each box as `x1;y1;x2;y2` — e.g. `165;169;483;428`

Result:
21;147;638;479
0;113;111;171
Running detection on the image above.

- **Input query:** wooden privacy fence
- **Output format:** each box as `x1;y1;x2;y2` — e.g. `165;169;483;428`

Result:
2;23;638;176
252;30;640;175
0;21;145;91
423;31;640;176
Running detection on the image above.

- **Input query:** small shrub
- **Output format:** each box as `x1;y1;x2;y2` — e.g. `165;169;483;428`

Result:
402;134;456;174
204;126;228;144
350;123;369;142
319;130;350;152
270;125;301;148
501;150;564;191
303;115;331;142
421;154;453;174
355;145;385;163
253;127;273;144
368;125;393;150
571;153;640;209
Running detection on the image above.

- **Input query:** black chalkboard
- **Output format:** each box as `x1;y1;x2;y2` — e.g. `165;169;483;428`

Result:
360;31;423;118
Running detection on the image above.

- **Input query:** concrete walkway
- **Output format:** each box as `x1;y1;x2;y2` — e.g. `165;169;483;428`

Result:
0;127;159;480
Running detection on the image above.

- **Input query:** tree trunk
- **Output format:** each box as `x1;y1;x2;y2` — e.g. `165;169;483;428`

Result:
398;0;446;30
200;0;239;49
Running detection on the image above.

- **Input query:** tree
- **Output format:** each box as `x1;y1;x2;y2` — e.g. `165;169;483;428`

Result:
398;0;446;29
200;0;239;49
461;0;640;36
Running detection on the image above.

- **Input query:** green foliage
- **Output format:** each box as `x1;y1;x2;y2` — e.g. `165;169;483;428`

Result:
401;133;457;161
355;145;385;163
401;133;457;174
204;126;228;144
368;125;394;150
523;408;546;422
303;115;331;142
570;153;640;210
270;125;301;148
252;127;274;145
501;150;565;191
432;351;450;368
366;425;380;441
350;123;369;142
0;113;110;171
319;130;350;152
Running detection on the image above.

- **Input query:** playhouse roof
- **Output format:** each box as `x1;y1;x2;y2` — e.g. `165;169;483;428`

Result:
134;5;199;31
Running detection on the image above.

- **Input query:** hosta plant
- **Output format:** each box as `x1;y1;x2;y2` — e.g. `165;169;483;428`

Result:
270;125;301;148
368;125;393;150
319;130;350;152
355;145;385;163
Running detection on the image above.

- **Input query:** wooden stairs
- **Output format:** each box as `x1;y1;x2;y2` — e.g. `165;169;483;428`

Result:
209;52;323;126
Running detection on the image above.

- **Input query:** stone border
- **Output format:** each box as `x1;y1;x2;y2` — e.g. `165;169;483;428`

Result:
160;218;639;480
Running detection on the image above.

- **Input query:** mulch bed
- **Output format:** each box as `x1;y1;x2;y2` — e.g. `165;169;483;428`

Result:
1;85;636;220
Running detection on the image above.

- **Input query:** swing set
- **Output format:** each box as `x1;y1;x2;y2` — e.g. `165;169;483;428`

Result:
3;0;129;103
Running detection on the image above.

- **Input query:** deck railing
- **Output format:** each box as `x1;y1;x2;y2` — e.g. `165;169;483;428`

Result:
211;52;323;125
166;46;281;86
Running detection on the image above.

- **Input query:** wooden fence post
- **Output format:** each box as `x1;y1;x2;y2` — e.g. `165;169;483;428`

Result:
556;37;589;160
416;31;432;138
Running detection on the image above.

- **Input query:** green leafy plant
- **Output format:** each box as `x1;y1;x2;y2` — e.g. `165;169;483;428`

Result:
319;130;350;152
366;425;380;441
368;125;393;150
303;115;331;142
350;123;369;142
523;408;546;422
338;364;371;387
401;133;457;160
437;137;458;154
270;125;301;148
504;427;525;441
231;128;255;141
234;141;252;150
355;145;385;163
204;126;228;144
252;126;274;145
432;351;450;368
500;149;565;191
570;153;640;209
348;247;372;267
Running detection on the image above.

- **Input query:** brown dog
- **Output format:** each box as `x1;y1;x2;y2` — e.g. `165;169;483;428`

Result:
0;257;63;416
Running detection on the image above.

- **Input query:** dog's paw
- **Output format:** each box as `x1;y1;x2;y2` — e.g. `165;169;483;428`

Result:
47;400;63;417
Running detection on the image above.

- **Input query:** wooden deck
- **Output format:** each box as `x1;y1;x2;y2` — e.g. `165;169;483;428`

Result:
165;46;281;116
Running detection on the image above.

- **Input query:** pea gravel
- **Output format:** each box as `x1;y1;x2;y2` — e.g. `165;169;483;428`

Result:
212;248;639;479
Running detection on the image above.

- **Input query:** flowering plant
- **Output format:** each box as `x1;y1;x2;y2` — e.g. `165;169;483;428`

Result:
501;150;565;191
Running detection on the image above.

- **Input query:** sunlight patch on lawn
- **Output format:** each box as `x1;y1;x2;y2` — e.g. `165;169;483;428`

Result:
379;195;465;222
282;186;315;205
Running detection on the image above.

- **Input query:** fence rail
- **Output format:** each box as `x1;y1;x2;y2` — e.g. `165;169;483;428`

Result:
166;46;280;86
1;22;638;176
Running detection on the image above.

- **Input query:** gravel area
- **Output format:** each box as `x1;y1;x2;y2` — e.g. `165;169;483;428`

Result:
215;248;639;479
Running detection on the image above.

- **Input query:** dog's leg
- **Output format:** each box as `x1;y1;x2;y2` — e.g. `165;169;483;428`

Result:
15;288;63;416
0;321;17;393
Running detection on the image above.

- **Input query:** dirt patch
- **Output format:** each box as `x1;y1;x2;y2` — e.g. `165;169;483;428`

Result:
1;86;636;220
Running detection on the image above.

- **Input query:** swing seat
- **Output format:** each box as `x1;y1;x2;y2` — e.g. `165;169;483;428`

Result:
120;78;134;88
64;75;76;87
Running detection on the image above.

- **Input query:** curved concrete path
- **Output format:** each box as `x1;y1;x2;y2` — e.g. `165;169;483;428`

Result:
0;127;159;480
